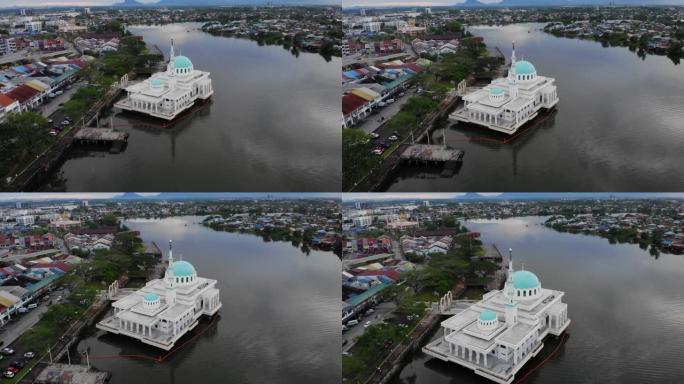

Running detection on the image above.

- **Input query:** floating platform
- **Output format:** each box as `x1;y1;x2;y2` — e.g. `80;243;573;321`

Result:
400;144;464;163
35;363;110;384
74;128;129;145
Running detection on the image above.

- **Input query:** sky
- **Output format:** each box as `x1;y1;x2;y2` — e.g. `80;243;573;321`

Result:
1;0;156;6
0;193;340;202
342;193;684;202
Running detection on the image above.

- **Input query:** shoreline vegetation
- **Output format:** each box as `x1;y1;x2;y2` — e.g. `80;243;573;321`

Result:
201;216;341;256
544;216;680;257
200;22;341;61
543;24;683;64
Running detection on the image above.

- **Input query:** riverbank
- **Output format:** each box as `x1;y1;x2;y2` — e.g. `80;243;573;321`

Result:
343;37;499;192
2;35;163;192
343;229;497;383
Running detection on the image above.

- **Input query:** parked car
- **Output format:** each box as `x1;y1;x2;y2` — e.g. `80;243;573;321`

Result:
10;360;24;369
388;135;399;141
385;99;395;104
3;370;14;378
377;102;386;107
23;352;35;359
27;304;37;310
369;132;380;139
347;319;359;326
364;321;372;328
1;348;14;355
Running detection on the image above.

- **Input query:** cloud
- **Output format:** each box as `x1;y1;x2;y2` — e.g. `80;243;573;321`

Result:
476;192;503;197
0;193;124;201
343;193;467;201
135;192;162;197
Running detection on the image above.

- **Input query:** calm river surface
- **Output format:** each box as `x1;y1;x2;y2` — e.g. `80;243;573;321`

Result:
77;216;341;384
54;23;340;191
392;216;684;384
386;23;684;192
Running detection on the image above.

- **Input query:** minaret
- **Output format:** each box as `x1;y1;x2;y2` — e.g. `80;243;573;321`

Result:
504;248;518;327
165;240;176;306
168;38;176;75
508;43;519;100
511;40;516;66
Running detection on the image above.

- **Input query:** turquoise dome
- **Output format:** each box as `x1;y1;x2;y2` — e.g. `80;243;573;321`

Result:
514;60;536;75
150;78;163;87
172;260;196;277
490;87;504;95
144;292;159;301
479;310;497;321
513;270;540;289
174;55;193;69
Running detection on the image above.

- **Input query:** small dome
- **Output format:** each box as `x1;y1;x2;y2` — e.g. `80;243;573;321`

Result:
174;56;193;69
172;260;196;277
514;60;536;75
144;292;159;302
490;87;504;95
479;310;497;321
513;270;541;289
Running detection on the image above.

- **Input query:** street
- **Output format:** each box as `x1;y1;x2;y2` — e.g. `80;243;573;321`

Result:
343;301;397;353
0;303;48;349
355;87;417;136
37;80;87;119
0;48;77;66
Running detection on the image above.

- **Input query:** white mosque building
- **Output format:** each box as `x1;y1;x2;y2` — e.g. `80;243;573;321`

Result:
114;39;214;120
449;42;558;135
96;240;222;350
423;249;570;384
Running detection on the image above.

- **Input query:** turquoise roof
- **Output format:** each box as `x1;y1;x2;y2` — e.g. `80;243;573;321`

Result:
490;87;504;95
174;56;193;69
172;260;196;277
144;292;159;301
479;310;497;321
513;270;540;289
151;78;163;87
346;283;389;308
514;60;536;75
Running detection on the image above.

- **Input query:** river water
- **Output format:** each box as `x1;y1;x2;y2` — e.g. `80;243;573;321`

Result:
391;216;684;384
53;23;340;192
76;216;341;384
386;23;684;192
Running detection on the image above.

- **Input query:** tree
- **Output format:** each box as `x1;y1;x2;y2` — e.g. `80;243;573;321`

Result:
446;20;463;33
442;214;457;228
